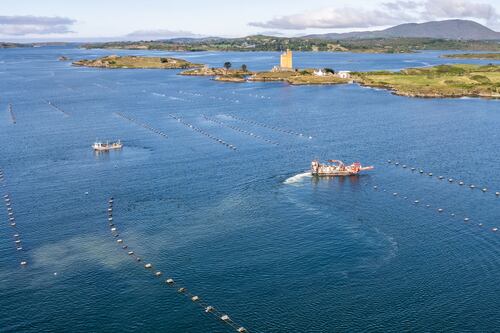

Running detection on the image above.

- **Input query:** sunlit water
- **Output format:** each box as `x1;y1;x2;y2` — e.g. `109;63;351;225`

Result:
0;47;499;332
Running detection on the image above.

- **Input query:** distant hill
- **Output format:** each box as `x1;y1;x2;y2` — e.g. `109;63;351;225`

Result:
304;20;500;40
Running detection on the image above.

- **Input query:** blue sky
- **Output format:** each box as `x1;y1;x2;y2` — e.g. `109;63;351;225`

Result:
1;0;499;41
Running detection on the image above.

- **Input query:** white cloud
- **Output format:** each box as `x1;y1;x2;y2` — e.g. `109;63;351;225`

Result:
249;0;499;30
0;15;76;35
125;29;203;40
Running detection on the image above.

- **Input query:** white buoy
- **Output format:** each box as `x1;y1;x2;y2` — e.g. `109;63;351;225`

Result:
20;261;27;266
459;181;464;185
448;179;453;182
221;315;230;322
393;193;398;196
428;173;433;176
419;170;424;174
492;227;498;232
496;192;500;196
411;167;415;171
470;185;475;189
482;188;487;192
373;186;378;189
127;251;134;255
144;263;152;269
205;306;214;313
191;296;199;302
464;217;470;222
116;239;123;244
438;208;443;212
238;328;247;333
155;271;162;277
478;223;483;227
414;200;419;204
439;176;444;179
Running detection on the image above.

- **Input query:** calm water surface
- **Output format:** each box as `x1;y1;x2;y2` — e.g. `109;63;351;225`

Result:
0;47;499;332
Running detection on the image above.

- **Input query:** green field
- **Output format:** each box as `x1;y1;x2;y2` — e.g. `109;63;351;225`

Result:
353;64;500;98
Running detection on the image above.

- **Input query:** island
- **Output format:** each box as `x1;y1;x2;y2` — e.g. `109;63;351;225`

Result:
352;64;500;98
442;53;500;60
72;55;203;69
249;69;349;85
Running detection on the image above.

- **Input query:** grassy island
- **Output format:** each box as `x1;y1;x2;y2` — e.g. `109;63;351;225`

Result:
442;53;500;60
72;55;202;69
249;69;349;85
353;64;500;98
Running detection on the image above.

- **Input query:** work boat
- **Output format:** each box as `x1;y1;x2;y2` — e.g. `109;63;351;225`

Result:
92;140;123;152
311;159;374;176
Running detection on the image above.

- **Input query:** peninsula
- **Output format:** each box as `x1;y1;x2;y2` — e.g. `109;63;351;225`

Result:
353;64;500;98
72;55;202;69
442;53;500;60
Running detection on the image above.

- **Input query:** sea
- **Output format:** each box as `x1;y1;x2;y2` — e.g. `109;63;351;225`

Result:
0;46;499;332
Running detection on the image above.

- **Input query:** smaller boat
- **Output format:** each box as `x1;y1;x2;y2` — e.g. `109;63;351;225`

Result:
92;140;123;151
311;159;374;176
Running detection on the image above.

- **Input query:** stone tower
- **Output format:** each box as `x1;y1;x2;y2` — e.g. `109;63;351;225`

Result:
280;49;293;70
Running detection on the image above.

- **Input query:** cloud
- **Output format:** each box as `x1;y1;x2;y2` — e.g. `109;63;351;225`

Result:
249;0;499;30
125;29;203;40
0;15;76;35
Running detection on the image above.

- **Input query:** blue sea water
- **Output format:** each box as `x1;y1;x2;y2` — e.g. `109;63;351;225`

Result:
0;47;499;332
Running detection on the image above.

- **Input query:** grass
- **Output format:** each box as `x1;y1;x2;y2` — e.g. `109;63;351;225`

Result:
73;55;202;69
442;53;500;60
353;64;500;98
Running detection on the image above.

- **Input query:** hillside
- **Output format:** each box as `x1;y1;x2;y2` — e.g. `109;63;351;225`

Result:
304;20;500;40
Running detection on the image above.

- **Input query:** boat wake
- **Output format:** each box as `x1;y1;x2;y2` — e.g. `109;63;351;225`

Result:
284;172;312;185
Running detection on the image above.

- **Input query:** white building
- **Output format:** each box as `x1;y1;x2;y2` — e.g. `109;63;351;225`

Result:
313;69;326;77
336;71;351;79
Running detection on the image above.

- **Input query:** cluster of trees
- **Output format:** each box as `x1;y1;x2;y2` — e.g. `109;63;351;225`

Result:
222;62;248;72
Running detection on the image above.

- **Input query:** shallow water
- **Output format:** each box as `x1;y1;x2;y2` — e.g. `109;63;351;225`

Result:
0;47;499;332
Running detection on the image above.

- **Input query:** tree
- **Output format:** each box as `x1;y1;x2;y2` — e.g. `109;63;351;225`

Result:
223;61;232;73
324;68;335;74
241;64;248;72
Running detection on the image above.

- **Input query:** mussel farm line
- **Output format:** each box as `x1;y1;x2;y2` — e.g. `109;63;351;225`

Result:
8;104;16;124
203;115;279;146
46;100;70;116
105;198;253;333
386;160;500;198
168;114;237;151
114;112;168;139
223;113;313;139
370;184;499;233
1;168;28;266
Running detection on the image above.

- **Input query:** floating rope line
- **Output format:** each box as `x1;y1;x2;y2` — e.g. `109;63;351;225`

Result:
0;168;28;266
8;104;16;124
203;115;279;146
223;113;313;139
105;198;252;333
46;100;70;116
169;114;236;151
386;160;499;198
114;112;168;138
371;184;498;233
177;90;240;104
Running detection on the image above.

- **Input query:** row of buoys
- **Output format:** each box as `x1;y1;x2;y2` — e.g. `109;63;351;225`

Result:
105;197;249;332
223;113;312;139
1;168;28;266
203;115;279;146
231;91;271;100
169;114;236;150
46;100;70;116
372;184;499;233
387;160;498;198
8;104;16;124
114;112;168;138
177;90;240;104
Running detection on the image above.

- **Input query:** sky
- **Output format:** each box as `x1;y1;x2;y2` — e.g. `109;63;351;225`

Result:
1;0;500;41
